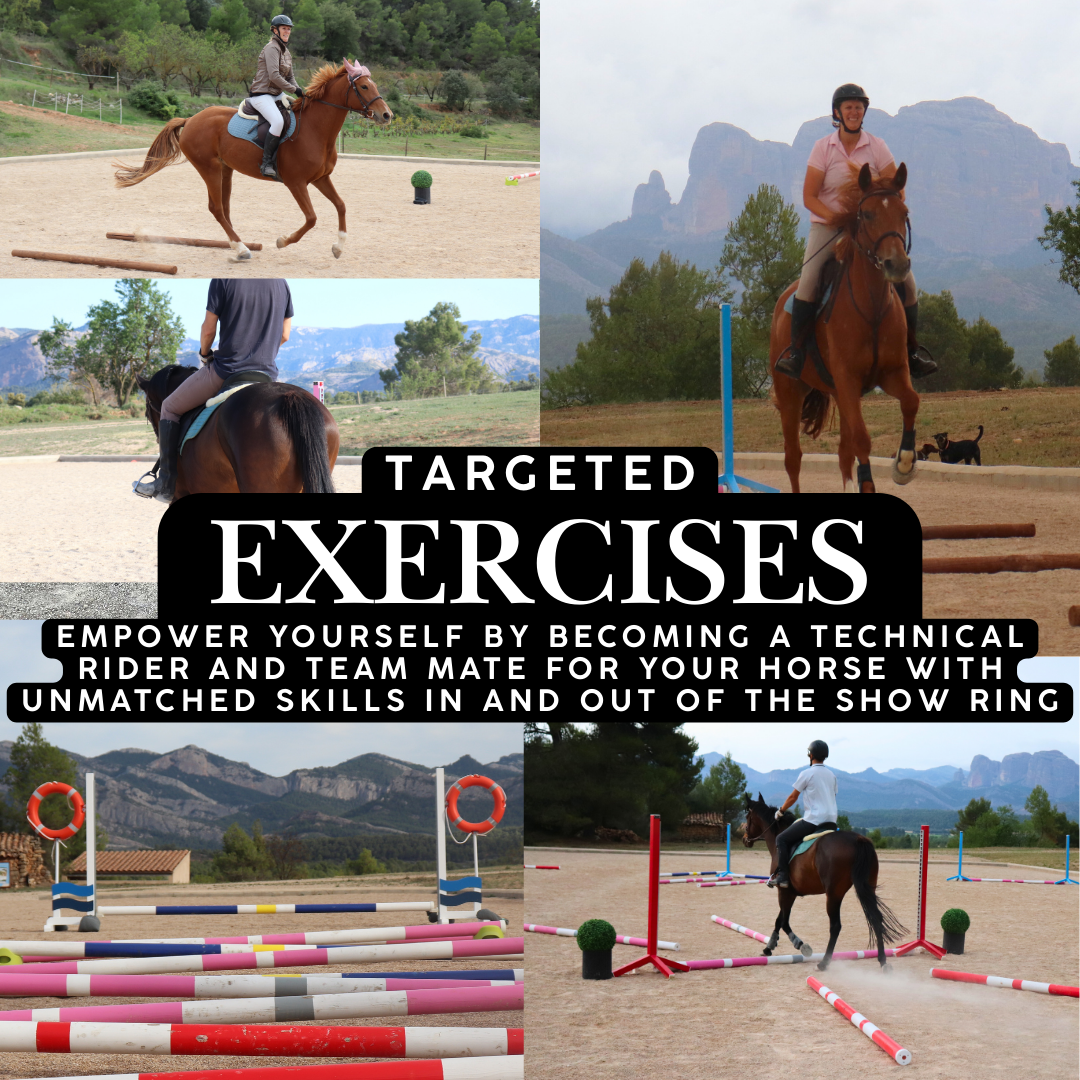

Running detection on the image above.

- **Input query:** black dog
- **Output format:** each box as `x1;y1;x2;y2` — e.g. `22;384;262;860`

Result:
933;426;983;465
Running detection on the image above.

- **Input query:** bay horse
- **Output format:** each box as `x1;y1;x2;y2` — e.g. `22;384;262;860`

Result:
136;366;339;498
115;60;391;261
771;162;919;493
742;792;906;970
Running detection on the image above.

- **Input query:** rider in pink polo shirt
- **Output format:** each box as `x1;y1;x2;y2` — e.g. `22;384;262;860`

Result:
775;83;938;382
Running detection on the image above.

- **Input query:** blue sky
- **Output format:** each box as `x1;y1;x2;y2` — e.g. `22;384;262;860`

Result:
0;280;539;339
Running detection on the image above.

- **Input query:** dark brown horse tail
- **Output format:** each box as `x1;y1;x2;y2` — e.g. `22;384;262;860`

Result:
800;389;832;438
114;118;188;187
851;836;908;950
277;389;335;493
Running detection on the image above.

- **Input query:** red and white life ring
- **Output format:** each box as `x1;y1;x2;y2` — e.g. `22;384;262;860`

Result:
446;774;506;834
27;782;85;841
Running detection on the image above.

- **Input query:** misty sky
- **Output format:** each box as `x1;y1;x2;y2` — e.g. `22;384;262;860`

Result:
543;0;1080;237
0;279;539;340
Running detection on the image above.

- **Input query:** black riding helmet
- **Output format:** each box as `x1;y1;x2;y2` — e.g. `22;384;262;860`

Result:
832;83;868;133
271;14;293;26
808;740;829;761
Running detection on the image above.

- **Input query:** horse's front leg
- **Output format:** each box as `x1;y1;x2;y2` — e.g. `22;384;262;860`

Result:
817;893;843;971
878;367;921;486
780;891;813;956
311;175;348;259
277;181;319;249
834;375;875;492
763;910;783;956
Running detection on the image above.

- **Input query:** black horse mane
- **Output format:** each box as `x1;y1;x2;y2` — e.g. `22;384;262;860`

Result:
141;364;197;409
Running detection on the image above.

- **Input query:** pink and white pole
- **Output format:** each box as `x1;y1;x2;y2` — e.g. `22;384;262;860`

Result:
613;815;689;979
0;982;523;1024
7;1056;524;1080
524;924;679;951
806;976;911;1065
893;825;945;959
685;949;895;971
710;916;769;945
0;1022;522;1058
931;968;1079;997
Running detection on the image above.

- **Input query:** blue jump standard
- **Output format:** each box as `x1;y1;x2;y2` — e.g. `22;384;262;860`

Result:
718;303;779;493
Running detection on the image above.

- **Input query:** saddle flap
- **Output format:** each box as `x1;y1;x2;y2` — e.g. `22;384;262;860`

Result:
179;377;268;457
228;101;296;149
792;829;837;859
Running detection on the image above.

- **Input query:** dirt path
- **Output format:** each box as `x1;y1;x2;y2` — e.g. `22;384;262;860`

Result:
0;153;538;278
525;846;1078;1080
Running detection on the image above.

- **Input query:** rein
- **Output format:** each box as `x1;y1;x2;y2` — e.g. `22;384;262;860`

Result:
287;72;385;145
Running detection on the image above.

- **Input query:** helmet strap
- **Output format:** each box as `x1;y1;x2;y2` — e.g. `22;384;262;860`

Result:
834;107;863;136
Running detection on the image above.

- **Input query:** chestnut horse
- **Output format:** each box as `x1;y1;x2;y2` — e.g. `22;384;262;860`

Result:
136;366;339;498
743;793;907;971
771;162;919;493
115;61;391;261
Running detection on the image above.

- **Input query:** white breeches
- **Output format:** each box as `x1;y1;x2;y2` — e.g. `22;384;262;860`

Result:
251;92;287;136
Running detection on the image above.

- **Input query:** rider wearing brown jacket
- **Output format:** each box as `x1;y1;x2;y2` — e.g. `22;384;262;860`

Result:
250;15;303;179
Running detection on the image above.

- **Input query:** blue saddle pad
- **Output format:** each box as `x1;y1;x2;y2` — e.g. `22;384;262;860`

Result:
227;106;296;147
179;381;262;456
793;829;837;859
783;275;835;316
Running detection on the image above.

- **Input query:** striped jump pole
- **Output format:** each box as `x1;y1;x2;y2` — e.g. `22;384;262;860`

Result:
691;879;766;888
0;972;521;998
0;1022;523;1058
0;937;525;976
0;921;505;956
806;976;911;1065
893;825;946;959
8;1057;524;1080
0;982;523;1024
523;866;560;870
613;815;689;979
96;903;436;916
524;924;679;951
710;916;769;945
685;949;896;971
931;968;1079;997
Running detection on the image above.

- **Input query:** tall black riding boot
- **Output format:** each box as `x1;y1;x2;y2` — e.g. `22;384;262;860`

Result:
905;302;939;378
152;419;181;503
774;297;816;380
260;133;281;179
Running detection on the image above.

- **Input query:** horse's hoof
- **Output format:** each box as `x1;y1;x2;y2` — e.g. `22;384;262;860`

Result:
816;960;829;971
892;457;917;486
276;236;288;249
761;948;773;957
800;943;814;957
228;251;252;263
332;245;342;259
880;962;893;974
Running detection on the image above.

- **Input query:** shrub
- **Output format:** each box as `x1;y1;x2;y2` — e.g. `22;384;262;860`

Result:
346;848;387;875
458;124;488;138
6;393;26;407
485;79;520;119
439;70;470;111
28;387;85;407
410;169;433;188
940;908;970;934
576;918;616;952
128;80;183;120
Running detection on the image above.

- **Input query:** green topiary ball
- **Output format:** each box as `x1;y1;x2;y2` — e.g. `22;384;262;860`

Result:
576;918;617;952
410;170;433;188
940;908;970;934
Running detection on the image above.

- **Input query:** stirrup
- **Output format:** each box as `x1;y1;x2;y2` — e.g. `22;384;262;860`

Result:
908;345;938;379
132;467;159;499
774;347;805;380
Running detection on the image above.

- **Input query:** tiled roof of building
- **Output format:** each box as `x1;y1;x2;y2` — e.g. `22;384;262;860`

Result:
68;850;189;873
681;813;725;826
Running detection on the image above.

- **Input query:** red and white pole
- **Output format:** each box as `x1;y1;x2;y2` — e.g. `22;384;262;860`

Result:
806;977;911;1065
931;968;1079;997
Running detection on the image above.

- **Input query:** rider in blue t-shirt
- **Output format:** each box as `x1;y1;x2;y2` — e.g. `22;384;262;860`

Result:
135;278;293;502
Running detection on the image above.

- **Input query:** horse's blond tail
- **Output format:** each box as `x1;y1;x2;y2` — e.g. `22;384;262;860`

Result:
114;118;187;187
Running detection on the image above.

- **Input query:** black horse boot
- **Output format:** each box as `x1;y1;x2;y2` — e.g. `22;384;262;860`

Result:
905;302;938;378
151;419;181;503
260;133;281;179
774;297;816;380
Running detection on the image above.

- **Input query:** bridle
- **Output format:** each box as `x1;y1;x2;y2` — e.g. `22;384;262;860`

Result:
311;72;386;120
742;806;782;848
854;187;911;271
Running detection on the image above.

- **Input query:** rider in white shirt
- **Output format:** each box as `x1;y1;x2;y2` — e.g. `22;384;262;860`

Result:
768;740;839;889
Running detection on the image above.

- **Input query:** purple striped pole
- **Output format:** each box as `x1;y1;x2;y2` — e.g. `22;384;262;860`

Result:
931;968;1079;997
806;976;911;1065
0;1022;522;1058
96;902;435;915
0;982;523;1024
685;949;897;970
659;872;768;880
0;937;524;976
691;879;766;888
524;924;679;951
0;971;524;997
710;916;769;944
957;877;1060;884
2;922;504;956
7;1057;524;1080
